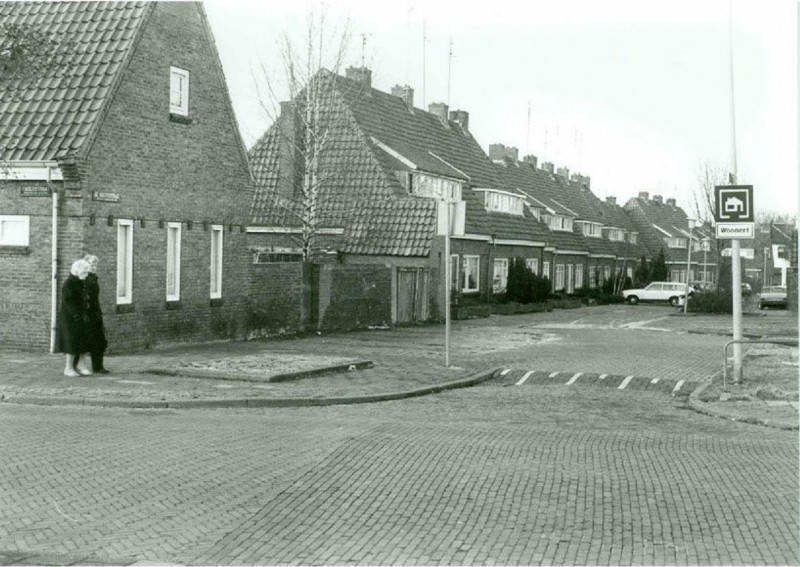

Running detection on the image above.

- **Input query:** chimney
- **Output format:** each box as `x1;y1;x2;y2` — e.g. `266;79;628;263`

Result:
391;84;414;110
428;102;449;123
489;143;518;162
345;66;372;87
541;162;555;174
666;197;676;207
556;166;570;180
605;196;617;205
522;155;538;168
638;191;649;200
506;146;519;162
652;194;663;204
449;110;469;132
583;175;591;188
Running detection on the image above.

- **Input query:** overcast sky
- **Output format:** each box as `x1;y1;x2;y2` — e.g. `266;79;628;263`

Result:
204;0;798;218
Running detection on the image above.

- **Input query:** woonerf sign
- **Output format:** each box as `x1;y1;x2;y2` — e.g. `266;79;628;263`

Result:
714;185;754;240
716;223;755;239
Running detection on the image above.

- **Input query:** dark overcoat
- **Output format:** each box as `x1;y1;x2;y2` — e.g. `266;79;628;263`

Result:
55;275;91;354
84;273;107;353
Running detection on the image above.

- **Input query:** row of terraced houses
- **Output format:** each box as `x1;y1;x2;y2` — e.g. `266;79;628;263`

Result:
1;2;794;351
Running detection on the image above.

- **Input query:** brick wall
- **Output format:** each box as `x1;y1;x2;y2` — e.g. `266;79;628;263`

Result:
247;262;303;338
318;264;391;331
75;2;253;352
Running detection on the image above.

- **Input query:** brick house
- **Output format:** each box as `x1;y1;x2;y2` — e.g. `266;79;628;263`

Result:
248;67;550;323
624;192;716;284
0;2;254;351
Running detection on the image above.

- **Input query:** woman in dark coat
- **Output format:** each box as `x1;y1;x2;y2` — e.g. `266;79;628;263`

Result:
83;254;109;373
55;259;92;377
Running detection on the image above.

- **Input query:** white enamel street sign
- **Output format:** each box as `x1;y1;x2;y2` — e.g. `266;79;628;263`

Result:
716;222;755;239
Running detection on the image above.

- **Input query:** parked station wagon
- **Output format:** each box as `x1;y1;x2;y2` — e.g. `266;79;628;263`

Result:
757;286;787;309
623;282;693;306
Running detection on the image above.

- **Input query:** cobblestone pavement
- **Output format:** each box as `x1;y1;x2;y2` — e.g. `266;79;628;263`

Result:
1;386;797;565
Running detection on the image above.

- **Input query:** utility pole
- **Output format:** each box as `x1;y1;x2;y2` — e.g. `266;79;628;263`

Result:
728;0;743;384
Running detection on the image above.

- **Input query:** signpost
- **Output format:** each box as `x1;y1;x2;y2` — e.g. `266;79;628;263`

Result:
714;184;754;384
437;199;465;368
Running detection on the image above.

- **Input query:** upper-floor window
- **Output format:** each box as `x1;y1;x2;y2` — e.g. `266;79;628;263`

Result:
412;173;462;201
0;215;30;246
170;66;190;116
628;232;638;244
485;191;524;215
579;222;602;238
544;214;574;232
606;228;625;242
665;236;688;249
529;207;542;221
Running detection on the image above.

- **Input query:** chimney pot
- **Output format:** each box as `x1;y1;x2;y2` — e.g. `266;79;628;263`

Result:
541;162;555;174
449;110;469;132
652;194;663;204
605;196;617;205
666;197;676;207
391;84;414;110
522;155;538;167
345;66;372;87
556;166;570;179
638;191;649;200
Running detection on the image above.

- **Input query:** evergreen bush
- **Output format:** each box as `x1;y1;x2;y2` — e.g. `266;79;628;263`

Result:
687;290;733;314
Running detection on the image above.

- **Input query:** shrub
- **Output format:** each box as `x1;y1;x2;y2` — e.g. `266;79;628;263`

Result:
505;258;550;304
687;290;733;314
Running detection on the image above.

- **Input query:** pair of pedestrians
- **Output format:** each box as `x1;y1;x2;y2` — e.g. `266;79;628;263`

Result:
55;254;109;377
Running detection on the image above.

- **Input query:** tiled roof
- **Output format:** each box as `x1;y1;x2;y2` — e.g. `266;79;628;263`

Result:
342;197;436;256
0;2;150;161
624;196;699;263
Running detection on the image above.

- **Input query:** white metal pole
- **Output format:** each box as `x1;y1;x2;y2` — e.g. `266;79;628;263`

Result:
49;167;58;354
728;0;743;383
684;230;693;315
444;200;451;368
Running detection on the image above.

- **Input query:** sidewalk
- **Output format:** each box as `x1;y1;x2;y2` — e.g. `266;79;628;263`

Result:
0;330;499;409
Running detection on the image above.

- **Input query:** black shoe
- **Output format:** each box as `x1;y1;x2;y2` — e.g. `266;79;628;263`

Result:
95;368;110;374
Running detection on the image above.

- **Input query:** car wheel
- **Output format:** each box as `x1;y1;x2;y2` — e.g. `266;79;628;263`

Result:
758;302;764;310
669;296;679;307
627;296;639;305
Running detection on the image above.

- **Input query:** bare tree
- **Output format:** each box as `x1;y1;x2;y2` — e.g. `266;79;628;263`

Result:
692;161;729;284
253;7;368;261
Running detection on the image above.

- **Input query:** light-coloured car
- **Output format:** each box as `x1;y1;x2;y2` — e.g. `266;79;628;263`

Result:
623;282;692;306
758;286;787;309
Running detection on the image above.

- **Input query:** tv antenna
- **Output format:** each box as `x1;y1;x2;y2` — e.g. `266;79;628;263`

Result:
447;36;453;106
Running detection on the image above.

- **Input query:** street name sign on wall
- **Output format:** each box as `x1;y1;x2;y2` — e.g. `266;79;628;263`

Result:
714;184;754;239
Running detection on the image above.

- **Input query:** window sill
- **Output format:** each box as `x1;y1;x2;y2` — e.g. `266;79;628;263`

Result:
0;245;30;255
210;297;224;307
169;113;192;125
166;300;182;310
116;303;135;314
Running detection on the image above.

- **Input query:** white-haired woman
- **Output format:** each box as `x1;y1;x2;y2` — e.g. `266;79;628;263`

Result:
55;259;93;376
83;254;109;373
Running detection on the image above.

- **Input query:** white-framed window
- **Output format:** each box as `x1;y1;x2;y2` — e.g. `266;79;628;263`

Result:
666;236;688;249
412;173;462;201
0;215;30;246
493;258;509;293
579;221;602;238
555;264;565;290
545;214;574;232
450;254;459;292
670;269;681;282
588;266;596;288
575;264;584;289
606;228;625;242
169;66;189;116
116;219;134;304
210;224;223;299
543;261;551;280
462;255;480;292
529;207;542;221
485;191;524;215
166;222;182;301
603;265;611;283
627;266;634;280
566;264;575;293
629;232;638;244
525;258;539;275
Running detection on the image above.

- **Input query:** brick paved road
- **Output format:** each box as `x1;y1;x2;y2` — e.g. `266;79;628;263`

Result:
1;305;797;565
2;387;797;565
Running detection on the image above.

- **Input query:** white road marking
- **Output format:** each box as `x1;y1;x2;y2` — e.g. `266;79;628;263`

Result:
515;371;534;386
548;371;559;378
565;372;582;385
500;368;511;376
672;380;685;394
598;374;608;380
650;378;659;384
117;379;155;385
618;376;634;390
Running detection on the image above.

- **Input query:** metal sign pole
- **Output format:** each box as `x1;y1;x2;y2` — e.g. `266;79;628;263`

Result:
731;237;743;383
444;201;451;368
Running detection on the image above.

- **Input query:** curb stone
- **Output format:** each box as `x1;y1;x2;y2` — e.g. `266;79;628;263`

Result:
688;372;799;431
0;368;502;410
143;360;375;382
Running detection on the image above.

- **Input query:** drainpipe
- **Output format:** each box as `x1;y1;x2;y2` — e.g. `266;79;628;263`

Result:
49;167;58;353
